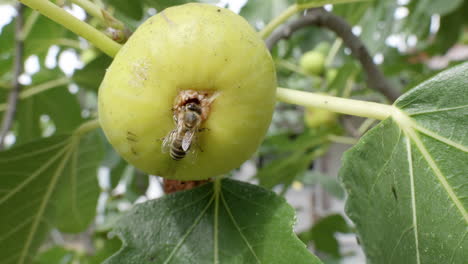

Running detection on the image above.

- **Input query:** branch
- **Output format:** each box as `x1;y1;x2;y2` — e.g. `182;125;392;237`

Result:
18;0;121;57
73;119;100;137
0;3;24;150
266;8;399;102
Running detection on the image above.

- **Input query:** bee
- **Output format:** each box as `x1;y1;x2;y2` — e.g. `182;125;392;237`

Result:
162;102;203;160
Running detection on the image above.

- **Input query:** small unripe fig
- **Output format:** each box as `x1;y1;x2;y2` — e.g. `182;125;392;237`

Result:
304;107;337;128
326;68;338;83
98;3;276;180
300;51;325;76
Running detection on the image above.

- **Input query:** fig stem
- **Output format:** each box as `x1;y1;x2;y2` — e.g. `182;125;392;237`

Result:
18;9;39;40
327;135;358;145
74;119;100;137
277;87;393;120
70;0;125;30
260;5;299;39
259;0;366;39
325;38;342;67
18;0;121;57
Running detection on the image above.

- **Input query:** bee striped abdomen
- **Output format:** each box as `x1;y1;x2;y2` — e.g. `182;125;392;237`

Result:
164;102;203;161
170;137;186;160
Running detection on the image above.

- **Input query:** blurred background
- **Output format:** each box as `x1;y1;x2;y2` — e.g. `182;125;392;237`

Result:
1;0;467;263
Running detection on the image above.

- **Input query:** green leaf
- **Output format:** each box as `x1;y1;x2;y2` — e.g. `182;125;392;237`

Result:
340;62;468;263
15;70;82;144
257;150;316;189
73;54;112;92
299;171;345;199
55;131;104;232
105;0;144;20
427;0;467;55
34;246;75;264
104;179;322;264
24;11;70;57
414;0;463;16
240;0;294;29
332;1;370;25
298;214;351;257
327;60;359;97
0;18;14;81
0;130;103;263
101;140;128;189
295;0;366;7
83;236;122;264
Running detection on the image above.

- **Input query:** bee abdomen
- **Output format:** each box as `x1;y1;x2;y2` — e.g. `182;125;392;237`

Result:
170;141;186;160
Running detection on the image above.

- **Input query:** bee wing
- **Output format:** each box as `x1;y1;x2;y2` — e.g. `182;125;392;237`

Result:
182;130;196;152
161;130;176;153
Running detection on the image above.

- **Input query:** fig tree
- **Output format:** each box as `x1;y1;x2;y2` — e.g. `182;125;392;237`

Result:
98;3;277;180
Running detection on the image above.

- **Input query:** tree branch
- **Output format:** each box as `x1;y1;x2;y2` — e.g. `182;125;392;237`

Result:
266;8;399;102
0;3;24;150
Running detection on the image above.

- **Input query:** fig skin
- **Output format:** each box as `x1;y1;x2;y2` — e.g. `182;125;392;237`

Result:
98;3;277;180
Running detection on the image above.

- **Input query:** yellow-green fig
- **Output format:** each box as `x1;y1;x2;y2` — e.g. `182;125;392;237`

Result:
299;51;325;76
326;68;338;84
304;107;338;128
98;3;277;180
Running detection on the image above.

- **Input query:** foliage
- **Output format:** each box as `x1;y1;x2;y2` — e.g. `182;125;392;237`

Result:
341;63;468;263
0;0;467;263
105;179;321;264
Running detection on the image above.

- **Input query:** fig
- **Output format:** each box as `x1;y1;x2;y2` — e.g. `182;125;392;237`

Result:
300;51;325;76
326;68;338;84
304;107;338;128
98;3;277;180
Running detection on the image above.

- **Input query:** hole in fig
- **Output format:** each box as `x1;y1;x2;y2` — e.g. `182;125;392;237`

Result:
173;89;220;122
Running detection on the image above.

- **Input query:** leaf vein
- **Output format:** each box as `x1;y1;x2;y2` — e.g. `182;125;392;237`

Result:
408;104;468;116
18;142;74;264
220;191;261;264
162;193;215;264
414;125;468;153
406;138;421;264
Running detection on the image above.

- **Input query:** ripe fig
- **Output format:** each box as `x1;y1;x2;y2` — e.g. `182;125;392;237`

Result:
98;3;277;180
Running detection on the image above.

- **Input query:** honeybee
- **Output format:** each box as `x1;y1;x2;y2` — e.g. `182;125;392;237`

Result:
162;102;203;160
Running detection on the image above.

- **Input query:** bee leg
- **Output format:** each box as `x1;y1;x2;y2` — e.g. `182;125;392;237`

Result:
195;142;204;152
198;127;210;133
